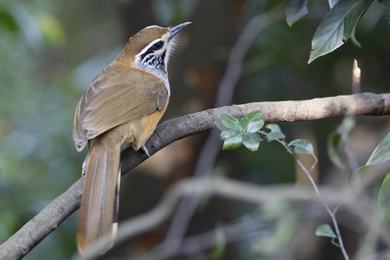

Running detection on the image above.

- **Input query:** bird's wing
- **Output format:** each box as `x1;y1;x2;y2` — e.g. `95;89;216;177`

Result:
73;64;169;151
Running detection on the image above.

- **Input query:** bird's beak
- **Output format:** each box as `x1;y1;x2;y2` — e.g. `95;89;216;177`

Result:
169;21;191;40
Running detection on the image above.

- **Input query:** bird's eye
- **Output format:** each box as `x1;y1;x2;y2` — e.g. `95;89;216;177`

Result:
151;41;164;50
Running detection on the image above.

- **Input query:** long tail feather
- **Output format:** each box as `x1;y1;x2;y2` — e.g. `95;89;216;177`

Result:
77;141;121;254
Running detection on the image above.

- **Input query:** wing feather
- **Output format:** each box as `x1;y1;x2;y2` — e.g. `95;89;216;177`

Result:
72;64;169;150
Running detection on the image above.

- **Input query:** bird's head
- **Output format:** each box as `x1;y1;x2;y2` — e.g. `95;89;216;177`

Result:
118;22;191;74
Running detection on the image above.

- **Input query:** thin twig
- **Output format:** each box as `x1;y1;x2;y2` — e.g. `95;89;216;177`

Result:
276;139;350;260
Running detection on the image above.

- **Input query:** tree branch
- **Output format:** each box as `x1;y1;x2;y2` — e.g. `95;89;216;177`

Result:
0;92;389;259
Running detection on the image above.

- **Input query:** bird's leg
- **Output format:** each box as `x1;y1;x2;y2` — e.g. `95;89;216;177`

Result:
81;158;88;176
141;144;151;157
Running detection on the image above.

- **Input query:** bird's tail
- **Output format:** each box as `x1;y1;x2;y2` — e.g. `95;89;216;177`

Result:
77;140;121;255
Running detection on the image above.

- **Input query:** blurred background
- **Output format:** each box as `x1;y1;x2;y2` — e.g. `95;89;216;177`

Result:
0;0;389;259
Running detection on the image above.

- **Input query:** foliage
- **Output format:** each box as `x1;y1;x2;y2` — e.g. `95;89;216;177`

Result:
327;116;356;173
315;224;336;239
308;0;373;63
215;112;264;151
216;111;390;258
215;112;315;157
285;0;390;63
351;133;390;221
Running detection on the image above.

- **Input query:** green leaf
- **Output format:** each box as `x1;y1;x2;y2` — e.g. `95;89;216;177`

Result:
366;133;390;165
350;26;362;48
351;164;374;182
243;133;261;151
37;12;66;47
338;116;356;141
288;139;314;155
351;133;390;180
327;116;355;171
308;0;373;63
343;1;372;40
211;228;225;259
240;111;264;133
315;224;337;238
215;113;242;132
285;0;308;27
0;8;19;32
222;134;242;150
327;132;347;171
220;129;240;139
265;124;286;142
246;119;264;133
378;172;390;222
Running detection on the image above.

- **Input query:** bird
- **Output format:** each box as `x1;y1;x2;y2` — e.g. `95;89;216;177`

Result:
73;22;191;254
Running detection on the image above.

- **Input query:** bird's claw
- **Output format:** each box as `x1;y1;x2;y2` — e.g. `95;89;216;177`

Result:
141;145;151;157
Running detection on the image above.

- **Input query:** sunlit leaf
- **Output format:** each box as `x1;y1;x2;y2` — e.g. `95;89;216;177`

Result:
315;224;337;238
351;164;374;181
240;111;264;133
37;12;66;47
288;139;314;155
215;113;242;132
222;134;242;150
220;129;240;139
285;0;308;27
366;133;390;165
308;0;373;63
265;124;285;142
352;133;390;181
378;172;390;222
243;133;261;151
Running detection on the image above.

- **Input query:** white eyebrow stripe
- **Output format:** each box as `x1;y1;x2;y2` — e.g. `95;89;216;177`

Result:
143;25;161;30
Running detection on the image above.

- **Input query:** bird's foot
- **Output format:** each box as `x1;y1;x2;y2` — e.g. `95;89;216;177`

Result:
141;144;151;157
81;158;88;176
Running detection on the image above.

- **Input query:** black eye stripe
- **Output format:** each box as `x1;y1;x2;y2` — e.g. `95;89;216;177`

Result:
141;41;164;61
148;41;164;53
152;41;164;50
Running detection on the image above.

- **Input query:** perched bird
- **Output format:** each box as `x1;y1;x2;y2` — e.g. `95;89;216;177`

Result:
73;22;191;254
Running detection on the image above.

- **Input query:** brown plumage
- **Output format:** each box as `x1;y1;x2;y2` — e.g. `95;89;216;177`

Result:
73;23;190;254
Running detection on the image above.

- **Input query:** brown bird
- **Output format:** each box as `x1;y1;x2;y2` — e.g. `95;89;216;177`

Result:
73;22;191;254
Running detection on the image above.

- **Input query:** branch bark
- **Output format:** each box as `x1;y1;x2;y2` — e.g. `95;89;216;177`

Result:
0;92;389;259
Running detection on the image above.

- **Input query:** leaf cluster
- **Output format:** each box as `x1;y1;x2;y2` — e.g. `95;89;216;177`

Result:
285;0;389;63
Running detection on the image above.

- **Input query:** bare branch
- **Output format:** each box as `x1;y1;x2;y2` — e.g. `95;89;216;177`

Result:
0;92;389;259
